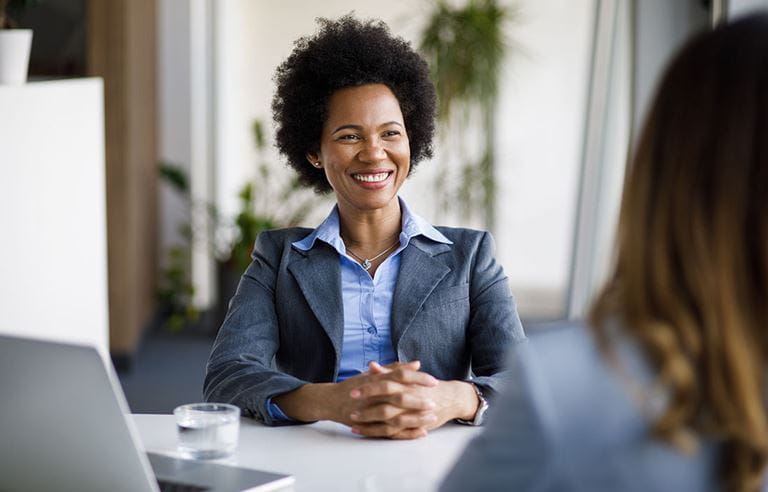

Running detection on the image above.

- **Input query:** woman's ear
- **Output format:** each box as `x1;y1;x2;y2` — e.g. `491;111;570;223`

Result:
306;151;322;168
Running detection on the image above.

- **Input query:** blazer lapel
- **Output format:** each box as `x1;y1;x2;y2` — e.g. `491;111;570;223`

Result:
391;237;451;350
287;244;344;364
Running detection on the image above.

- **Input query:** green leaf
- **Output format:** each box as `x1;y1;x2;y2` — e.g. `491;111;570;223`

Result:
252;120;266;150
158;162;190;195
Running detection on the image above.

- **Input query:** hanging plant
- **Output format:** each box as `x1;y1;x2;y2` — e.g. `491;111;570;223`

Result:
420;0;514;231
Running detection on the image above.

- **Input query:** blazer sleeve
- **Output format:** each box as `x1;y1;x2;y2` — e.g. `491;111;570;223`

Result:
465;231;526;399
440;340;563;491
203;232;310;426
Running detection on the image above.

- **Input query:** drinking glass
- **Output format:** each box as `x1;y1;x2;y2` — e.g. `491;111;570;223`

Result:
174;402;240;459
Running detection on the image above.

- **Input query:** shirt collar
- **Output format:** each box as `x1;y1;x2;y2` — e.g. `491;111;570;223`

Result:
398;197;452;246
292;197;452;253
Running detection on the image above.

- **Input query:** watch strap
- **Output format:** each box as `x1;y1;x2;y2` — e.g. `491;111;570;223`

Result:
455;383;489;426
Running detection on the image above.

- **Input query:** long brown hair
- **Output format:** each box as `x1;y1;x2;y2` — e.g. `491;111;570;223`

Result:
589;14;768;492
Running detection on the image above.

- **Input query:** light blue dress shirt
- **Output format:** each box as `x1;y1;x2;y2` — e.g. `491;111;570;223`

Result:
267;197;451;421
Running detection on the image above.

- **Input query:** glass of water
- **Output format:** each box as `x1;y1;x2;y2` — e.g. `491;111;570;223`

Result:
174;403;240;460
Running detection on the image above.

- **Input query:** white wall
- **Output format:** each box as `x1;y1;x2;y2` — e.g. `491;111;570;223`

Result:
213;0;596;318
491;0;594;316
0;78;109;358
158;0;216;308
158;0;193;255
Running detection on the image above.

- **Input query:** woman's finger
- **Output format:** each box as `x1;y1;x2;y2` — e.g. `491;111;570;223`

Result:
374;367;438;386
351;421;401;438
360;389;436;411
390;427;428;440
390;410;438;428
351;379;407;400
351;401;437;424
352;411;437;437
349;370;437;400
351;377;429;401
350;402;406;423
368;360;420;374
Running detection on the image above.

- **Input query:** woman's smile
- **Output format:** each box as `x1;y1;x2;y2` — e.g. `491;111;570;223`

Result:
351;169;394;187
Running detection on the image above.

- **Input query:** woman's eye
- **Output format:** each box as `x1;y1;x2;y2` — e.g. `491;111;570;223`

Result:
337;134;360;141
383;130;401;138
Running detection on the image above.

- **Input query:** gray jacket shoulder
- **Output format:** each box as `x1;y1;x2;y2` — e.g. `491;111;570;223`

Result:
441;322;720;492
529;323;719;491
434;226;494;248
253;228;313;254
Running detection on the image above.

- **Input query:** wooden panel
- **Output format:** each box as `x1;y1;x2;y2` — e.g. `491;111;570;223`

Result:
88;0;158;358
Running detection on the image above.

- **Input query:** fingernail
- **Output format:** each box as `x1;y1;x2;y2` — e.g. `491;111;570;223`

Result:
350;389;361;398
350;412;360;421
427;414;438;422
426;400;436;409
351;427;361;434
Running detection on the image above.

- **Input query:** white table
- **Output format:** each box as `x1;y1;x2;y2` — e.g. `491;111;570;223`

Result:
133;414;480;492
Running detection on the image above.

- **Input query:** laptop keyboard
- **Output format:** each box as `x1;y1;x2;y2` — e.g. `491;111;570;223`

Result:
156;479;210;492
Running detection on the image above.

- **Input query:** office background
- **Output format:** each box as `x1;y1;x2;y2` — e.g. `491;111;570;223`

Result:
1;0;766;414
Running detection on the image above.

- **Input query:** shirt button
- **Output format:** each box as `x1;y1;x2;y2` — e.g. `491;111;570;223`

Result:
367;326;377;335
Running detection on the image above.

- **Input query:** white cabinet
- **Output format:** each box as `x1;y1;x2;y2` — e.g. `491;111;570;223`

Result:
0;78;109;358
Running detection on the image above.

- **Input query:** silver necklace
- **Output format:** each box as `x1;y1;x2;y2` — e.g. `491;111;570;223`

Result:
346;241;399;271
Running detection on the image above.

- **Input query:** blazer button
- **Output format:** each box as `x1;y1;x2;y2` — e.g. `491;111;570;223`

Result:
367;326;377;335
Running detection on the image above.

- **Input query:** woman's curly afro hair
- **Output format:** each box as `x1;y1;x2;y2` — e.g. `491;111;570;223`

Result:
272;15;437;193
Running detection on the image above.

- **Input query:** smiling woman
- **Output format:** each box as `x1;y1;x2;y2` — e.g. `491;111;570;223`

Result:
203;15;525;440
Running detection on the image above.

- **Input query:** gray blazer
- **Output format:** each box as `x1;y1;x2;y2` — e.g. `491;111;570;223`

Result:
203;227;525;425
440;322;723;492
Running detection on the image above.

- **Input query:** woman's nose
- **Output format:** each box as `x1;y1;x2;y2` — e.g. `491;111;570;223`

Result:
358;138;387;162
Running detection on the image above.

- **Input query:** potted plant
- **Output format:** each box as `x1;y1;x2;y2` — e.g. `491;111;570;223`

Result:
156;164;200;333
0;0;33;85
157;120;327;334
213;120;325;330
420;0;513;232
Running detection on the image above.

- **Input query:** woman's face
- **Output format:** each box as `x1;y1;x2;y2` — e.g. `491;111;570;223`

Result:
308;83;410;215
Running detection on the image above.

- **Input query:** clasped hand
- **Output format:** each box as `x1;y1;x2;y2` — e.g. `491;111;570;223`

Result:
332;361;461;440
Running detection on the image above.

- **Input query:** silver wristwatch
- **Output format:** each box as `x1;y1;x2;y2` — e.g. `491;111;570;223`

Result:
456;383;489;426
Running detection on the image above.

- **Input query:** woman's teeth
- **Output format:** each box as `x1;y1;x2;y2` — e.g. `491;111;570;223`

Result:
353;172;389;183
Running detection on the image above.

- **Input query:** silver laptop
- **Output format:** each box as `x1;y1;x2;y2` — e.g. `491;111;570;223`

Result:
0;334;294;492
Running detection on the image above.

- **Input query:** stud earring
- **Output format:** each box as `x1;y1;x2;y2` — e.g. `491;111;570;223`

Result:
313;162;321;168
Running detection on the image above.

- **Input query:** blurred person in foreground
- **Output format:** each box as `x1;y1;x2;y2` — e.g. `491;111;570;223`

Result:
441;13;768;492
203;15;524;440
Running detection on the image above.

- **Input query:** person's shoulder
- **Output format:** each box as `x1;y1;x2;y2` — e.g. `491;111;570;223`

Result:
529;319;653;384
432;226;492;249
433;225;486;239
521;322;719;490
258;227;314;242
524;320;651;441
526;320;626;388
255;227;314;253
527;321;597;355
